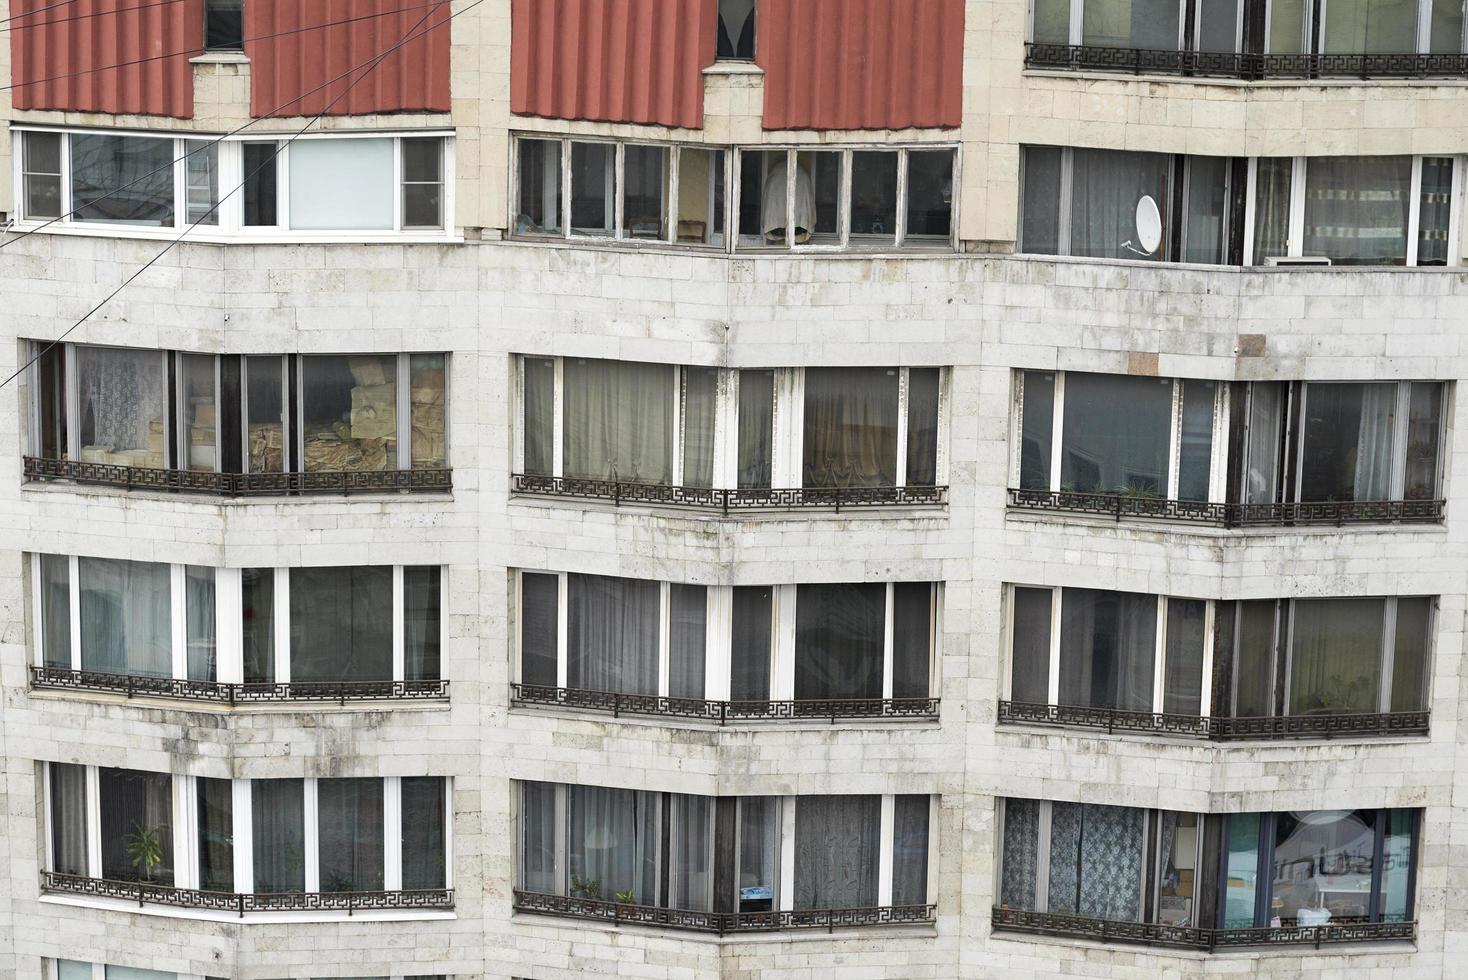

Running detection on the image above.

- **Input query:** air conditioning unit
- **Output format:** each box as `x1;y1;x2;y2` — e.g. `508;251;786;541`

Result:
1265;255;1333;266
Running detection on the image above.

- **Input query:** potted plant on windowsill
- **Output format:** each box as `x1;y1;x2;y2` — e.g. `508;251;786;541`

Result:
124;821;167;886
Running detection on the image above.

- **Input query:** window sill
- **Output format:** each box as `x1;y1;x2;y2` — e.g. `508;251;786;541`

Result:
996;701;1430;742
511;474;949;516
189;51;249;65
30;667;450;709
24;458;453;498
511;685;939;726
703;61;764;76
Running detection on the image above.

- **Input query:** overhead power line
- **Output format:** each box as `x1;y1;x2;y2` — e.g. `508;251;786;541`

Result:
0;0;186;34
0;0;75;26
0;0;483;393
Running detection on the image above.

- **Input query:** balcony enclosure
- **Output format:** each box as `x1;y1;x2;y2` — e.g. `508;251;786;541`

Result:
24;343;449;494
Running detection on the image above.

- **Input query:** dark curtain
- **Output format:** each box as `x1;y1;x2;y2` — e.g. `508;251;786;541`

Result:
252;779;305;893
905;368;941;486
520;573;560;687
197;777;234;892
803;368;899;488
795;584;884;700
730;587;773;700
290;566;393;682
402;777;447;890
403;566;441;681
318;778;384;892
566;574;659;695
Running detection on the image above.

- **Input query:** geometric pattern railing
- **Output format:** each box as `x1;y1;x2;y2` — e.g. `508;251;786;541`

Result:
40;871;454;917
30;666;449;704
514;890;935;934
512;473;947;513
24;456;452;497
991;907;1416;950
1026;42;1468;80
1007;488;1445;527
997;700;1430;740
511;684;940;723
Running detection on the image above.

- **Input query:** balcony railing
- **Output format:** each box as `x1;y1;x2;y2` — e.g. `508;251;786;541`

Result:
1025;42;1468;80
998;700;1430;740
514;890;935;934
41;871;453;916
512;473;947;513
30;666;449;704
24;456;451;496
511;683;940;723
1008;488;1445;527
991;907;1416;950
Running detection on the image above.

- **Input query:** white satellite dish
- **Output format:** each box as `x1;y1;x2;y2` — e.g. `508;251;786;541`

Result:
1135;195;1162;256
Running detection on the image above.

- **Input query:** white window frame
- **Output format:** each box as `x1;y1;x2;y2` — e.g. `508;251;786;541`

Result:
1042;0;1188;48
12;126;456;243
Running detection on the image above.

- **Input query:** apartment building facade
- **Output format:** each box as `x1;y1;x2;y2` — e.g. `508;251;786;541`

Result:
0;0;1465;977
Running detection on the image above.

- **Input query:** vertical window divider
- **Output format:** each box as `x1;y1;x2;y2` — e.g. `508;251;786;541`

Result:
85;764;102;878
1287;156;1307;256
442;775;455;890
614;143;627;240
672;366;686;487
839;149;853;249
1034;799;1053;911
896;368;911;488
1048;372;1065;493
785;149;797;249
1068;0;1084;44
392;565;406;683
89;964;104;980
1242;157;1259;266
396;354;412;470
68;555;82;671
391;136;405;232
1416;0;1434;52
778;796;795;912
1200;600;1215;718
877;793;896;906
925;794;940;907
935;367;951;487
1057;149;1075;254
60;133;74;226
384;775;404;891
302;777;321;893
1167;379;1183;500
882;583;896;700
42;762;55;872
277;141;293;234
1046;586;1062;704
1407;156;1425;267
658;581;673;698
667;146;681;246
704;586;732;701
173;773;197;890
1279;599;1296;716
1010;372;1026;489
1379;597;1398;714
772;584;796;701
170;563;188;680
29;556;43;669
1209;382;1230;503
1152;597;1169;714
552;357;565;479
556;572;569;690
513;356;528;474
559;138;572;241
1001;586;1017;700
1368;808;1387;921
220;139;243;233
232;777;254;893
930;583;943;697
273;567;291;685
714;369;736;490
896;149;910;247
172;137;186;232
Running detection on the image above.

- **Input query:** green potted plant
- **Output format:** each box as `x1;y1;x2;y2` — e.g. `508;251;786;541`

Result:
124;821;167;884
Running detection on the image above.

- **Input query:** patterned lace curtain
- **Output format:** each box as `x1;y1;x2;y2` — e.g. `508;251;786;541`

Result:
1000;799;1040;909
1048;802;1144;921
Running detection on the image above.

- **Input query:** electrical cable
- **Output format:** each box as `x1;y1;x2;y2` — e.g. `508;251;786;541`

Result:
0;0;75;26
0;0;481;392
0;0;186;34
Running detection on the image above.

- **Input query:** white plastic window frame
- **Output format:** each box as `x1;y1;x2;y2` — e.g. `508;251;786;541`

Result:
1242;153;1465;266
1292;0;1468;55
44;765;453;901
1009;370;1230;504
1001;584;1217;718
11;126;456;242
1034;0;1189;49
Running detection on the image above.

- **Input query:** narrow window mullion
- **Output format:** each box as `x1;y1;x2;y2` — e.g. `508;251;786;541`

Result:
552;357;565;478
840;149;853;249
877;794;896;906
672;365;685;487
85;764;102;878
1288;157;1306;257
1047;586;1062;704
896;367;911;488
561;139;573;241
1243;157;1259;265
1416;0;1433;53
1153;597;1169;714
1408;156;1424;267
1448;156;1465;266
172;773;197;890
232;777;254;893
170;563;187;680
778;796;795;912
556;572;569;689
274;566;291;685
882;582;896;700
303;777;320;893
1069;0;1084;44
667;146;681;246
384;775;404;891
659;580;672;698
1167;379;1183;500
69;554;81;671
1209;383;1230;504
554;783;568;894
614;143;627;239
396;353;412;470
1058;148;1074;255
1200;600;1216;718
392;565;406;683
785;149;796;249
896;149;909;247
65;342;80;462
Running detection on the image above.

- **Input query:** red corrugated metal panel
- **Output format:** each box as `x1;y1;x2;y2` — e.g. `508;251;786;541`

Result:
511;0;717;129
247;0;452;117
10;0;199;118
758;0;964;130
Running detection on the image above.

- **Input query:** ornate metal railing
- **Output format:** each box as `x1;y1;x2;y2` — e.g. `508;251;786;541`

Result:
1007;488;1445;527
512;474;947;513
511;684;939;723
30;666;449;704
991;907;1415;950
1026;42;1468;80
998;701;1429;740
24;456;452;496
514;890;934;933
41;871;453;916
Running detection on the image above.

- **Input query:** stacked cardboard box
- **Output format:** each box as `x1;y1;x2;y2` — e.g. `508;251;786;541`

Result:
411;364;447;468
79;418;165;469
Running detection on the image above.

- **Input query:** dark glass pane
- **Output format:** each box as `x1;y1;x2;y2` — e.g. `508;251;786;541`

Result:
670;584;708;700
905;150;954;242
71;134;174;226
1405;382;1443;499
683;366;719;489
1289;599;1385;715
519;781;558;894
520;573;560;688
252;779;305;893
300;354;398;473
793;796;879;910
402;776;447;890
1010;587;1052;703
1182;156;1230;264
1381;809;1416;920
1298;383;1396;502
1233;601;1277;717
906;368;941;486
1032;0;1070;43
1069;148;1170;260
737;369;774;489
23;131;62;219
1177;380;1216;501
40;553;72;669
892;583;932;699
1057;588;1156;712
566;574;660;695
100;768;174;885
289;566;393;682
730;586;772;701
245;355;285;473
891;795;930;906
1060;373;1172;496
803;367;899;488
243;142;279;227
795;583;884;700
849;152;898;246
50;762;88;876
737;797;778;912
241;567;275;685
522;357;555;477
1000;798;1040;909
1020;147;1062;255
404;566;441;682
1019;372;1054;490
1222;813;1262;927
563;358;674;484
1197;0;1241;51
1082;0;1183;49
197;777;234;892
570;142;615;236
717;0;756;59
1251;157;1292;262
1273;809;1377;925
1163;598;1206;715
623;144;668;240
516;139;563;236
1390;597;1432;713
317;778;384;892
205;0;244;49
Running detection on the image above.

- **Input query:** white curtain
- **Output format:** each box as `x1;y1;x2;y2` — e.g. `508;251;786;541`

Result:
50;763;89;876
519;781;559;894
1354;383;1397;500
794;796;880;910
1048;802;1144;921
76;346;166;468
79;558;171;677
671;794;713;911
563;359;674;484
566;574;660;696
1302;156;1412;265
567;785;657;904
682;368;718;488
185;566;216;682
1251;158;1294;262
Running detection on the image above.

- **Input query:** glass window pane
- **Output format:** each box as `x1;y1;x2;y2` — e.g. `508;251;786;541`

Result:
205;0;244;49
676;148;726;246
670;584;708;700
1431;0;1465;50
1032;0;1071;42
410;353;447;469
186;566;216;682
570;142;616;236
1197;0;1241;51
893;583;932;699
301;355;398;473
243;142;279;227
1019;147;1062;255
1177;379;1216;501
1381;809;1415;920
906;368;941;486
1391;597;1432;712
671;794;713;911
252;778;305;892
1223;813;1262;927
1233;601;1277;717
803;367;899;488
683;367;718;489
623;144;668;240
516;139;563;236
737;797;778;912
1070;148;1171;260
79;558;171;677
1058;588;1157;712
1047;802;1144;920
1019;371;1054;490
106;967;175;980
1405;383;1443;500
100;768;174;884
1322;0;1418;53
892;795;930;906
245;356;285;473
1252;157;1293;262
242;568;275;685
71;134;174;226
1270;0;1309;52
76;345;166;470
1082;0;1183;48
1060;373;1172;496
50;762;89;876
1000;798;1040;909
1303;156;1412;265
41;554;72;669
567;785;657;904
1273;809;1377;924
795;583;885;700
404;566;441;682
1163;598;1206;715
737;369;774;489
402;138;443;230
1010;587;1052;703
402;776;447;890
180;353;217;472
566;574;660;695
795;150;841;245
794;796;879;910
519;781;558;894
1244;382;1284;504
739;149;785;248
1156;812;1200;925
289;566;393;682
197;776;234;892
318;778;384;892
906;151;954;244
185;140;219;226
57;962;92;980
563;359;674;484
1299;382;1397;502
1417;157;1454;266
1289;599;1385;715
730;586;772;701
520;573;559;688
1182;156;1229;264
850;152;898;247
522;357;555;477
289;138;394;230
23;131;63;219
34;341;67;460
717;0;756;58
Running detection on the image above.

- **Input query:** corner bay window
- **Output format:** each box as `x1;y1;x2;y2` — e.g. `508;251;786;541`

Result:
45;764;450;908
519;356;945;494
518;783;933;923
517;572;936;710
